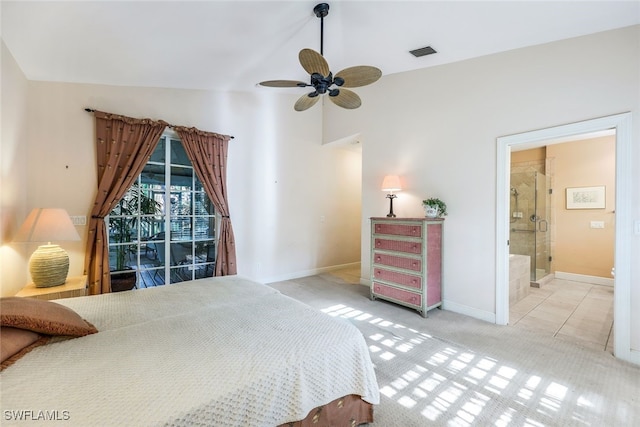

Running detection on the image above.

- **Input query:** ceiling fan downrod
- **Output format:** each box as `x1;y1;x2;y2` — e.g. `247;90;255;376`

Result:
313;3;329;56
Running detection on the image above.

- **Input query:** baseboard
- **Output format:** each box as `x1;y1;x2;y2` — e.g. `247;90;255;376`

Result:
554;271;614;287
442;299;496;324
261;262;361;284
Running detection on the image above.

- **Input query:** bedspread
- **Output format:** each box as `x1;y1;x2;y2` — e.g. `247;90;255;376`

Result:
0;276;379;426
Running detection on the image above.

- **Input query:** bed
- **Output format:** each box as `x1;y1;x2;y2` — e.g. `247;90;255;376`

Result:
0;276;379;426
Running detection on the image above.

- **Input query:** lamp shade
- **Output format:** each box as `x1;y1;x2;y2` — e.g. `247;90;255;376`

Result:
13;208;80;243
14;208;80;287
381;175;402;192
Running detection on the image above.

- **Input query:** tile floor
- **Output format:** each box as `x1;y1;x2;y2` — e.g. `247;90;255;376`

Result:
509;278;614;353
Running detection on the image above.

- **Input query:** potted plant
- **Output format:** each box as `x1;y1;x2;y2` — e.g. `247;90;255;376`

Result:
109;182;161;291
422;198;447;218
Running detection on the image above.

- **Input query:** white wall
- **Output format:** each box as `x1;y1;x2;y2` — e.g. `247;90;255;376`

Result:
0;40;30;295
324;26;640;351
0;78;362;295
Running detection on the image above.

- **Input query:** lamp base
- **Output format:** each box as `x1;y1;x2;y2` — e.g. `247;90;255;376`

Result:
386;193;397;218
29;244;69;288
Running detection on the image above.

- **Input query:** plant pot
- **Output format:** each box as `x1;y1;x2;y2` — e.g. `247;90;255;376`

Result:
110;269;137;292
424;206;439;218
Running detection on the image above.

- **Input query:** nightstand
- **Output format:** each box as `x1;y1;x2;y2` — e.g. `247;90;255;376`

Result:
15;275;88;300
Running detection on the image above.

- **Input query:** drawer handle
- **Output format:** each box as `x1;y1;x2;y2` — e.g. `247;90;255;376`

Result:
376;256;381;261
376;242;381;247
412;279;417;284
411;296;416;302
412;262;418;267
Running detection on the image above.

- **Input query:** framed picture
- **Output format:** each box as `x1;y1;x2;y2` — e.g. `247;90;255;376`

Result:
566;186;606;209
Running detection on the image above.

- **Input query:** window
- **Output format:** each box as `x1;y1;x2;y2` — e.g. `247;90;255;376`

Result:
108;132;216;287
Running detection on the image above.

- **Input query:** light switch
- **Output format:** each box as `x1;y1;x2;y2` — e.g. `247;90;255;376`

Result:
70;215;86;226
590;221;604;229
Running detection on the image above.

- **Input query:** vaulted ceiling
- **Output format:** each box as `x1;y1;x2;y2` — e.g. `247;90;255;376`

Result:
2;1;638;93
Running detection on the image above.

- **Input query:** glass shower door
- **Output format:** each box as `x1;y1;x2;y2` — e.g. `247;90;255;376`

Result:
509;170;551;282
533;172;550;281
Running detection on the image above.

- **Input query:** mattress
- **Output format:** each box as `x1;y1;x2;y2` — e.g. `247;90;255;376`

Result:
0;276;379;426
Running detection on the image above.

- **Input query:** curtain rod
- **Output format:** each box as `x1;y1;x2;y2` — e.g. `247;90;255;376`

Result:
84;108;234;139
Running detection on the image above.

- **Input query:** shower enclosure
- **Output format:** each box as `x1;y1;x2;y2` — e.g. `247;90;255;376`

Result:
509;171;550;282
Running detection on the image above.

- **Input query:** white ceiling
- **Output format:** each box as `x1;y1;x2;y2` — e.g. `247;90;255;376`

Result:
2;1;639;93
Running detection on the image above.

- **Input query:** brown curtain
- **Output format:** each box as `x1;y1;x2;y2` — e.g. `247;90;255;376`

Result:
174;126;237;276
84;111;168;295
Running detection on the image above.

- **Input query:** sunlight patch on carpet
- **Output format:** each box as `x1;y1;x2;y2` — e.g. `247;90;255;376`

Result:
319;303;624;426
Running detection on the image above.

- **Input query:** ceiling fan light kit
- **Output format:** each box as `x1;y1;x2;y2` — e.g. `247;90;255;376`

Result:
259;3;382;111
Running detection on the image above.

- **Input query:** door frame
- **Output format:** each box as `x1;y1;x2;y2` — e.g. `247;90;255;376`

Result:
495;112;634;364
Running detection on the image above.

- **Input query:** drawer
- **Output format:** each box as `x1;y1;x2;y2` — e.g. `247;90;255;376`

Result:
374;222;422;237
373;282;422;307
372;252;422;272
374;238;422;255
373;267;422;289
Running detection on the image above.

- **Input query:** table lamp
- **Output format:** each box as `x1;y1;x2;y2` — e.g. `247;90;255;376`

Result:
13;208;81;287
381;175;402;218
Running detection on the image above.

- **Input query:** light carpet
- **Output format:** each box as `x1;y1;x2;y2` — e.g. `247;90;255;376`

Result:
268;272;639;427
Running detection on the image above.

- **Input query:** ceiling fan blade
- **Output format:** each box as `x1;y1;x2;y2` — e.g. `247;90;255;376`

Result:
335;66;382;88
294;93;321;111
299;48;330;76
259;80;307;88
329;89;361;109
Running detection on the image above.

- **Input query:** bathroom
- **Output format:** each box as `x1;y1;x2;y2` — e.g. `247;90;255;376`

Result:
508;147;553;305
508;135;616;306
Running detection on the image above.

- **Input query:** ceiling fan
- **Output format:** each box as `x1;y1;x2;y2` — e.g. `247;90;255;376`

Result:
259;3;382;111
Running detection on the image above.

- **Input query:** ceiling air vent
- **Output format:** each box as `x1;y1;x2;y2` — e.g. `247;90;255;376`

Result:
410;46;437;57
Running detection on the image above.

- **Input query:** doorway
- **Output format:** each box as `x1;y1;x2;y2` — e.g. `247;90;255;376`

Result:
508;138;615;352
495;113;634;364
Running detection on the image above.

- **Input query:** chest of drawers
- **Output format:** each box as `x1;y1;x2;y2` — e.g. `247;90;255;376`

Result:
370;217;443;317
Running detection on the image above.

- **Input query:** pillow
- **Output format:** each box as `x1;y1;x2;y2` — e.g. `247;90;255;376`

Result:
0;297;98;337
1;327;50;371
1;326;41;361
